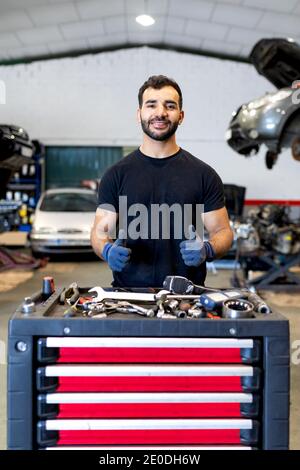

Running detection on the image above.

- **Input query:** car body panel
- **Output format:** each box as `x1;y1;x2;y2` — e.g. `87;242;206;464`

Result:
30;188;97;255
0;124;34;169
250;38;300;89
226;87;299;154
226;38;300;167
0;124;34;197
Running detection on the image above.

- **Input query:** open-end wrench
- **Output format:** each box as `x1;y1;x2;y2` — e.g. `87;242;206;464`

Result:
88;286;163;303
88;286;200;303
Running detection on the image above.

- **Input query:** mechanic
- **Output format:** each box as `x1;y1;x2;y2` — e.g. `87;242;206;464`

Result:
91;75;233;287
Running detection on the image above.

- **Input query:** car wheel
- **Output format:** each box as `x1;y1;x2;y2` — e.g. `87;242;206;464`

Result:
31;250;44;259
265;151;278;169
291;137;300;161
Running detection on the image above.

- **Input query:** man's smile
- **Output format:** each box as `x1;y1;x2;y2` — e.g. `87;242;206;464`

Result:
150;120;169;129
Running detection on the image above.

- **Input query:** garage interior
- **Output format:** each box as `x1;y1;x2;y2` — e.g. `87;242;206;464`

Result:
0;0;300;451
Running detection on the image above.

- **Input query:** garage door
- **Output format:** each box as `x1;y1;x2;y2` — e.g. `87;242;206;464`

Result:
45;146;123;189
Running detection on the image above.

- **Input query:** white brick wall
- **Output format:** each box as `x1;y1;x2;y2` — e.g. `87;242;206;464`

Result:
0;46;298;199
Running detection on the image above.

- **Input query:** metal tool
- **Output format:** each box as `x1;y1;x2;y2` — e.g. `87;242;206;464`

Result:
222;299;254;319
187;306;206;318
90;312;107;318
163;299;187;318
200;290;247;311
156;297;167;318
88;286;160;303
116;302;157;317
163;275;219;295
60;282;80;305
246;292;272;314
86;299;157;318
63;298;83;317
21;297;36;314
88;286;200;303
159;313;178;319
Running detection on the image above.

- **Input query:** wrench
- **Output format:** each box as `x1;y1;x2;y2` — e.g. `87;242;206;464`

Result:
88;286;200;303
88;286;163;302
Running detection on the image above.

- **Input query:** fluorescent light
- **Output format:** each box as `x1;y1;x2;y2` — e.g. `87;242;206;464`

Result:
136;14;155;27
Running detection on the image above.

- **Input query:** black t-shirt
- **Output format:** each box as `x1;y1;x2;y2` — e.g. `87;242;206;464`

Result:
98;148;225;287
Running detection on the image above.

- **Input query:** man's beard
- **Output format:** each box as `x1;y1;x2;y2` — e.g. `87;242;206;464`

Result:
141;118;179;141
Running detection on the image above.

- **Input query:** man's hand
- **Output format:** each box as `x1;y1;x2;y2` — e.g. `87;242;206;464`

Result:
180;225;215;267
102;230;131;272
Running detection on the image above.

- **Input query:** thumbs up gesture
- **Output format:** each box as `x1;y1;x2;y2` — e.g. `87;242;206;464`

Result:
180;225;215;267
102;229;131;272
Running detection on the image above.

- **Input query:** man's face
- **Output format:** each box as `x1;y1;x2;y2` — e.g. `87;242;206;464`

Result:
138;86;184;141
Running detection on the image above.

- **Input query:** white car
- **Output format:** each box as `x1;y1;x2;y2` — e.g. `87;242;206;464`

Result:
29;188;97;257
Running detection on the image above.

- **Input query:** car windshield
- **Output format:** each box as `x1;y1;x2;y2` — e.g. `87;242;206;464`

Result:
40;192;97;212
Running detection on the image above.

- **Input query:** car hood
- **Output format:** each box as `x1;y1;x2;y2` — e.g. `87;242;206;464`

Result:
235;87;293;114
250;38;300;89
0;124;34;175
33;211;95;232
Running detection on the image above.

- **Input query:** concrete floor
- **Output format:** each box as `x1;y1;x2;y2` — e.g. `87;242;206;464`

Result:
0;258;299;449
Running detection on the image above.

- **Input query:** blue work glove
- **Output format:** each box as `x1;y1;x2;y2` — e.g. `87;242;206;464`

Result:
180;225;216;267
102;230;131;272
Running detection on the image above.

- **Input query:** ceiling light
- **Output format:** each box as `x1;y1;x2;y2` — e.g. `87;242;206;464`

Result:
136;14;155;27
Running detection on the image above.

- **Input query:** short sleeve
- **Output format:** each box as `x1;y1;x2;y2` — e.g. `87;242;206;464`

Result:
203;168;225;213
97;167;119;212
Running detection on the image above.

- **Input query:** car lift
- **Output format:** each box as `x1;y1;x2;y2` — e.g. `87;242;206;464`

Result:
0;246;45;272
0;202;46;272
232;248;300;291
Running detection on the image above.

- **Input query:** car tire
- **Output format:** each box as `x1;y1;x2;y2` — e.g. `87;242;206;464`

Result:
265;151;278;169
31;250;44;259
291;137;300;161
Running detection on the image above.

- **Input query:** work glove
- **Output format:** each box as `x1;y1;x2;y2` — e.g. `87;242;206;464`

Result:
102;229;131;272
179;225;215;267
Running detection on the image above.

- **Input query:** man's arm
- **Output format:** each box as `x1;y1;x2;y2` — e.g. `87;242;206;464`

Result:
202;207;233;258
90;208;118;259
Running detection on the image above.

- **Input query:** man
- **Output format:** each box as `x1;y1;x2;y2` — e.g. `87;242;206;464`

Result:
91;75;233;287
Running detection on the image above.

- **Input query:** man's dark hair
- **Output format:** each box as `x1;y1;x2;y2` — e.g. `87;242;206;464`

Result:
138;75;183;109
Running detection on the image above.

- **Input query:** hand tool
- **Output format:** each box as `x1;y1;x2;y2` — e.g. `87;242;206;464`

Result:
173;309;187;318
90;312;107;318
163;275;220;295
156;297;167;318
88;286;200;303
88;286;158;303
21;297;36;314
244;291;272;314
164;299;187;318
63;307;78;318
60;282;80;305
187;306;206;318
200;290;247;311
42;276;55;299
116;302;157;317
159;313;178;319
86;300;157;318
222;299;254;319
